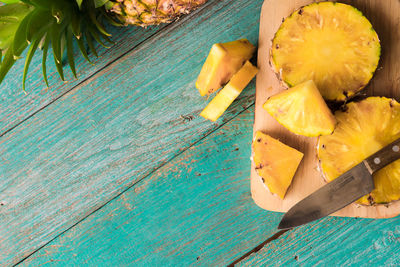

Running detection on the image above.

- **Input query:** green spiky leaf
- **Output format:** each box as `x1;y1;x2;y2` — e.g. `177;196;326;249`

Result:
22;31;44;90
76;34;92;64
53;51;64;81
51;25;64;81
88;9;111;36
26;9;52;43
75;0;83;9
41;33;49;87
12;10;32;57
85;30;98;57
0;3;32;51
94;0;108;8
0;48;17;83
50;22;62;63
101;10;124;27
29;0;52;9
1;0;21;4
71;10;81;38
97;28;114;45
51;6;64;24
66;29;77;78
88;25;110;48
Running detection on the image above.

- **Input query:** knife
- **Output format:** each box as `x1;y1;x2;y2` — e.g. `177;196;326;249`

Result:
278;138;400;230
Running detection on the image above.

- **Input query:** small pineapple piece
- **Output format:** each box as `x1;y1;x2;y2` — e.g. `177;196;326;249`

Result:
263;80;336;137
200;61;258;121
271;2;380;101
253;131;303;199
196;39;256;96
318;97;400;205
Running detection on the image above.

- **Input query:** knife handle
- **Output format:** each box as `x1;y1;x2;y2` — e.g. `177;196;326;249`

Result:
364;138;400;174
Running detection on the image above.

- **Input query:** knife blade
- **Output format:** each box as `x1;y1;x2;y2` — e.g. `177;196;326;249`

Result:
278;138;400;229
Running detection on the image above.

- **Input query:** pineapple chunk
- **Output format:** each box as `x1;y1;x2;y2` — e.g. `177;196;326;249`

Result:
253;131;303;199
200;61;258;121
196;39;256;96
263;80;336;137
271;2;380;101
318;97;400;205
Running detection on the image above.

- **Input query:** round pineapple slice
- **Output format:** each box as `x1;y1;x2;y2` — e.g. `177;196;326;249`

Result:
271;2;380;101
318;97;400;205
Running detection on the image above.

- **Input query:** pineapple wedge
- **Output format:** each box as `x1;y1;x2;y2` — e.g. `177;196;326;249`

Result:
196;39;256;96
318;97;400;205
263;80;336;137
200;61;258;122
253;131;303;199
271;2;380;101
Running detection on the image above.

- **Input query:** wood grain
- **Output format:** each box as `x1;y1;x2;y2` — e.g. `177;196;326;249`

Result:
21;108;400;266
239;216;400;266
252;0;400;218
0;23;170;135
0;0;263;265
20;108;284;267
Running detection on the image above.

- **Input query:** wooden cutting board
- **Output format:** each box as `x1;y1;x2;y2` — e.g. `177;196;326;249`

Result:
251;0;400;218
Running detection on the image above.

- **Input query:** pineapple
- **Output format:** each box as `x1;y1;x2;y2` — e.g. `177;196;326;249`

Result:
200;61;258;121
318;97;400;205
0;0;208;88
253;131;303;199
263;80;336;137
108;0;207;27
196;39;256;96
271;2;380;101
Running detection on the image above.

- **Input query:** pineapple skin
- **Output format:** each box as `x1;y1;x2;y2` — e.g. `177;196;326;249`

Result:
270;2;381;101
109;0;207;27
318;97;400;205
253;131;303;199
263;80;336;137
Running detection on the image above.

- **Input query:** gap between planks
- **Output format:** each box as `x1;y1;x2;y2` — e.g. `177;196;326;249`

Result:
15;100;256;266
228;229;291;266
229;214;368;266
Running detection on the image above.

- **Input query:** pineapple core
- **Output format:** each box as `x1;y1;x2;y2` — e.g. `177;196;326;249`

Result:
253;131;303;199
196;39;255;96
263;80;336;137
200;61;258;122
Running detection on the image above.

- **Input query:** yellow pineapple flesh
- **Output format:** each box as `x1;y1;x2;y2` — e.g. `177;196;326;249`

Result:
200;61;258;122
196;39;255;96
263;80;336;137
253;131;303;199
318;97;400;205
271;2;380;101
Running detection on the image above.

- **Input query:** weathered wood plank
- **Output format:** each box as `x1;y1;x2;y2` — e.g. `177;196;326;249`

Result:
21;108;283;266
0;0;263;265
21;107;400;266
238;216;400;266
0;22;168;135
1;8;197;135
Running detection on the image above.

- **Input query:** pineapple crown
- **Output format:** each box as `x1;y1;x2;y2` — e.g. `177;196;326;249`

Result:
0;0;122;90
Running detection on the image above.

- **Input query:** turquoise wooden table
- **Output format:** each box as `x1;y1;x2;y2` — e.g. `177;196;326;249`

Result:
1;0;400;266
